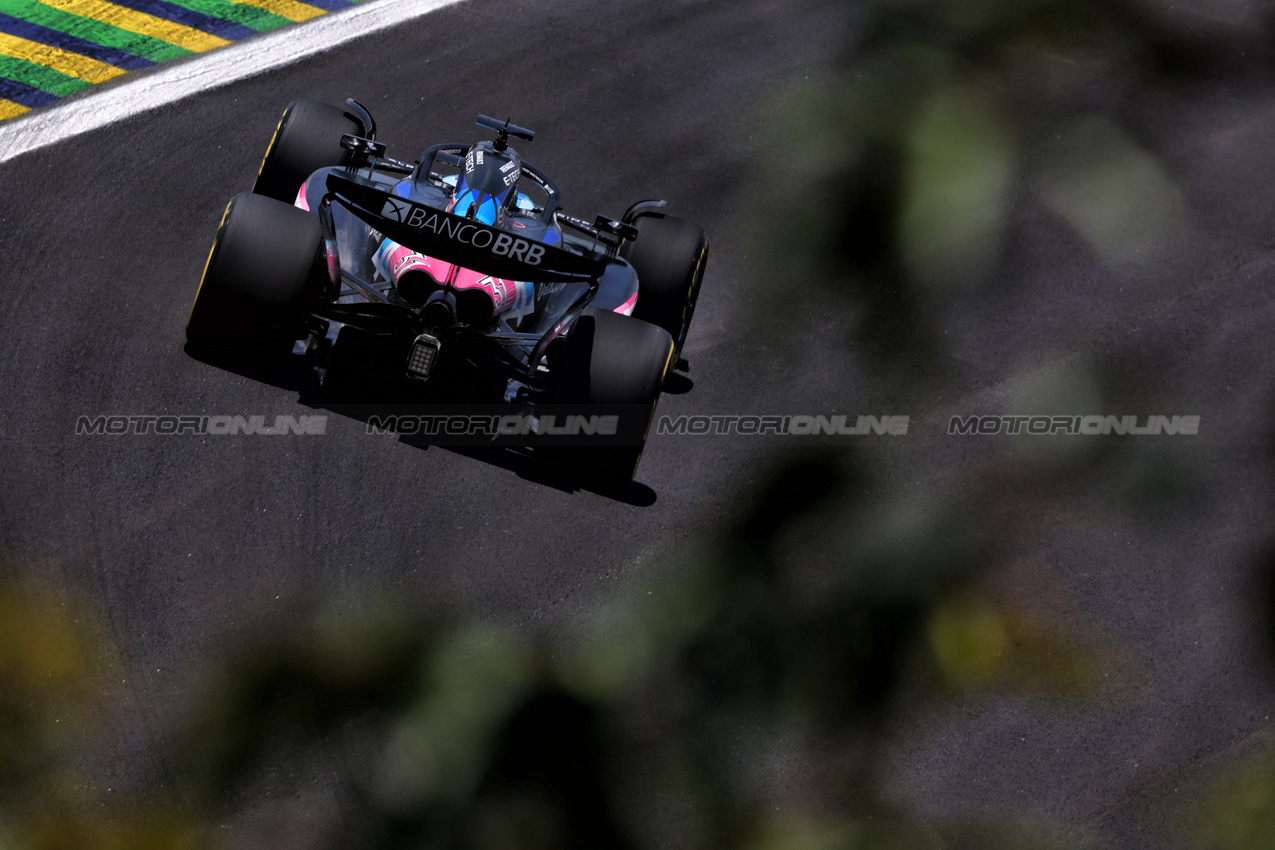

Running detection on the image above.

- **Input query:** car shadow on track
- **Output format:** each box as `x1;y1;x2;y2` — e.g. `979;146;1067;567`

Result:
662;370;693;395
409;442;658;507
184;343;661;506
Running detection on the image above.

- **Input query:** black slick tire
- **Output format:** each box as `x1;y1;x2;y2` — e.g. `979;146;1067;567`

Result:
620;214;708;355
554;307;675;487
186;192;323;360
252;98;359;203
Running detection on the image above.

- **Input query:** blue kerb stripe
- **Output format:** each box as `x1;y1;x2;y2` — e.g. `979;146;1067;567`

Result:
104;0;257;40
0;13;154;71
294;0;353;11
0;76;58;108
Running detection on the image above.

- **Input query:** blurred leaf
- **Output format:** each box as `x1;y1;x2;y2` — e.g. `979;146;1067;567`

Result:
374;629;533;811
746;812;942;850
1191;749;1275;850
927;592;1010;684
18;806;207;850
899;81;1015;289
1043;117;1187;265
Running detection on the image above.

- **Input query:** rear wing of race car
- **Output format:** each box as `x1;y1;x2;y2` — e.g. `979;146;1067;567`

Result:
325;174;608;285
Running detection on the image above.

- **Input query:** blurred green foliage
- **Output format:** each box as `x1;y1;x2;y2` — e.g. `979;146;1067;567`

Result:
1;0;1270;847
1191;751;1275;850
757;0;1195;379
0;576;204;849
0;466;1120;848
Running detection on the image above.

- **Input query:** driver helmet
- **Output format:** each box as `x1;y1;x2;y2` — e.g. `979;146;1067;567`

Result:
448;140;521;226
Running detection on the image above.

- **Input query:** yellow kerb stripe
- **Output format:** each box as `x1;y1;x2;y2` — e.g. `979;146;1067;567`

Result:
230;0;325;22
0;31;126;83
33;0;231;52
0;99;31;120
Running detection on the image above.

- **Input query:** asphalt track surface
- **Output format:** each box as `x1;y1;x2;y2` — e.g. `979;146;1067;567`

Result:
2;0;1275;847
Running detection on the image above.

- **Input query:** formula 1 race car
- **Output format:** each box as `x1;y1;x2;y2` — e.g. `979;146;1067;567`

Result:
186;97;708;486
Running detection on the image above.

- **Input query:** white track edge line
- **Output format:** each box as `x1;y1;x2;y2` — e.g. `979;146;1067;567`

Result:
0;0;466;165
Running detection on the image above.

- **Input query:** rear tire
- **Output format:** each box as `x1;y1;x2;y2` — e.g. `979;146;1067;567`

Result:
553;307;675;487
252;98;359;203
186;193;323;359
621;215;709;355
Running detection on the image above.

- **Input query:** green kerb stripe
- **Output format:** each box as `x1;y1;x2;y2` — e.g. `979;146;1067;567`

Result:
158;0;291;32
0;54;89;96
0;0;190;61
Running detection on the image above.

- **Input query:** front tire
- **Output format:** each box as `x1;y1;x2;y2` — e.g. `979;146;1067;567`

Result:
553;307;675;487
186;193;323;360
621;214;709;355
252;98;359;203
